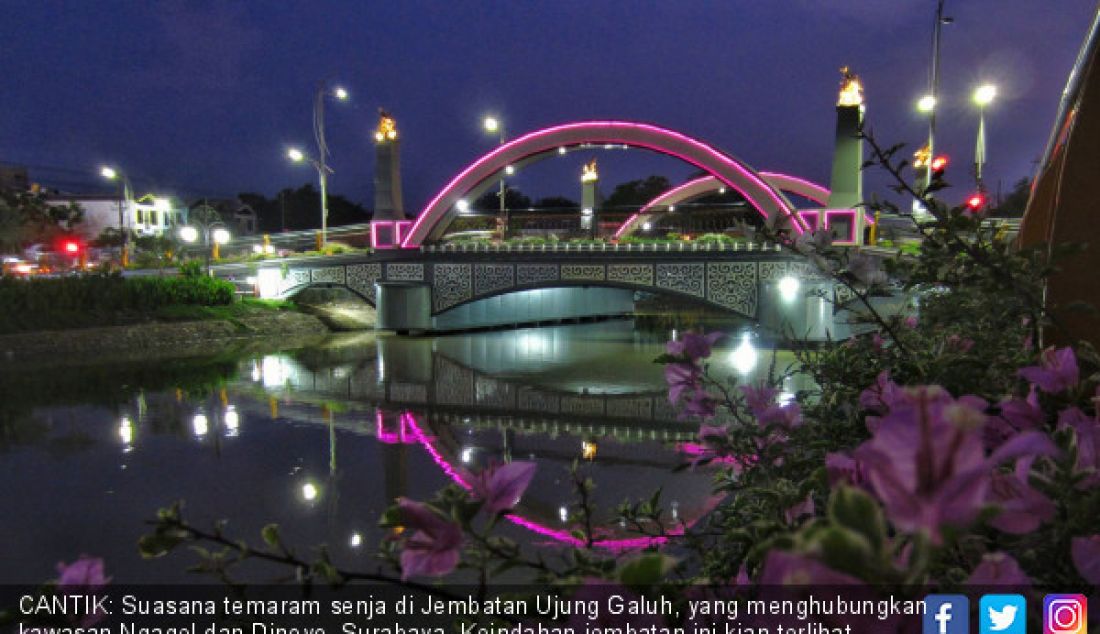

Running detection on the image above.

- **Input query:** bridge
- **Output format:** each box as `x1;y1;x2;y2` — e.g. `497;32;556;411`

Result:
231;243;848;335
219;81;871;335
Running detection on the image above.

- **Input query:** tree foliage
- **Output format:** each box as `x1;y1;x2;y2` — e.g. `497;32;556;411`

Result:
238;184;370;233
0;189;83;252
602;175;672;211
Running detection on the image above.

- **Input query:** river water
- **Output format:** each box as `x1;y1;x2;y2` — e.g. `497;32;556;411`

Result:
0;319;809;584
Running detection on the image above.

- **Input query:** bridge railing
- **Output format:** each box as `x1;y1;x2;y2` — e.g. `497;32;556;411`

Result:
421;240;784;254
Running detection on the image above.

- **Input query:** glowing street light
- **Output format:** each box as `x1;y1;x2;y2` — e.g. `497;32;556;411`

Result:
178;207;231;273
301;481;320;502
100;166;117;180
482;115;509;238
973;83;997;106
917;94;936;113
333;86;349;101
286;147;305;162
973;83;997;189
178;225;199;243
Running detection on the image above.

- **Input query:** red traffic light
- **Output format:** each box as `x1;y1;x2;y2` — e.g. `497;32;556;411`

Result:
930;155;949;172
966;193;986;211
62;240;80;254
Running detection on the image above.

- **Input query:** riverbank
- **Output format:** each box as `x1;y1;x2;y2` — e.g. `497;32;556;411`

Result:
0;308;332;367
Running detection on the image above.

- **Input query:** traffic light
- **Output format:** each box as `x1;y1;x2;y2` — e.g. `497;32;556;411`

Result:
965;193;986;212
930;155;949;178
62;240;80;255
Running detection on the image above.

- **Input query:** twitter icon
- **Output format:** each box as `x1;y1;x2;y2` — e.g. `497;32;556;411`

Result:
980;594;1026;634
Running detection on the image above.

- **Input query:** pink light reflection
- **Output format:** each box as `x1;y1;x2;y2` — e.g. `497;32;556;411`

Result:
400;411;707;551
376;409;410;444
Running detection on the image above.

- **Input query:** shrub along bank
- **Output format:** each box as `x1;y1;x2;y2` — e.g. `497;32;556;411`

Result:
0;268;245;334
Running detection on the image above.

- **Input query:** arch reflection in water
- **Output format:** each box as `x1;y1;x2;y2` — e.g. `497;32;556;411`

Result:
229;322;813;549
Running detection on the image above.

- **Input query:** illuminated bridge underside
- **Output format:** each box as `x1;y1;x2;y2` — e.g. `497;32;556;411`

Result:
401;121;808;247
265;253;834;321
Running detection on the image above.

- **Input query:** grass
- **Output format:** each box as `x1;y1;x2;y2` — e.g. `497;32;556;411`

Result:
0;298;298;335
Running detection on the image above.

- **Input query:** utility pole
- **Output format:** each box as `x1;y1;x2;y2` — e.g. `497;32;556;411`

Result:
926;0;952;191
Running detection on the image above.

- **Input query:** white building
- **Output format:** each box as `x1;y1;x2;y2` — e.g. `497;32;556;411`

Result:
45;193;187;240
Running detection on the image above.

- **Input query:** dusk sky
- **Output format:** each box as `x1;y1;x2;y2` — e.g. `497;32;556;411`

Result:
2;1;1095;211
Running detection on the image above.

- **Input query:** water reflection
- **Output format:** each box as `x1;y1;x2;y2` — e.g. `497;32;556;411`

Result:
0;320;809;582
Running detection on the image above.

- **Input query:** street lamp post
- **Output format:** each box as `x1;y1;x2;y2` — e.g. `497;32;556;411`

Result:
925;0;953;192
179;210;231;275
973;84;997;191
286;147;331;249
482;116;509;239
311;82;348;248
100;166;133;267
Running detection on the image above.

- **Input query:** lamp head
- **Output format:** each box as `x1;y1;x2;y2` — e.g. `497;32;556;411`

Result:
974;84;997;106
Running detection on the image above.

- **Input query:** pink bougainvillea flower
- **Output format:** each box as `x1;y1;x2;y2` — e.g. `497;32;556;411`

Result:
1071;535;1100;584
681;390;717;419
666;331;724;360
469;460;537;515
987;386;1043;451
966;552;1032;586
825;452;865;488
853;386;991;541
396;498;463;580
1058;406;1100;488
1018;346;1079;394
57;556;110;590
783;495;815;525
988;473;1055;534
871;333;885;352
858;371;903;415
56;556;110;627
665;362;702;405
741;383;801;430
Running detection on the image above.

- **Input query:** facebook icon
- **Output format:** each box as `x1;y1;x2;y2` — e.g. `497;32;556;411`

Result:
925;595;970;634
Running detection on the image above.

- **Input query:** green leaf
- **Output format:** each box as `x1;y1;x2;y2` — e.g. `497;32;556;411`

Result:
261;523;281;550
138;530;185;559
617;553;677;589
827;486;886;552
810;526;874;578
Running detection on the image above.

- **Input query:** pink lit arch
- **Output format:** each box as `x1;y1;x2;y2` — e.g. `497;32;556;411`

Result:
613;172;873;239
401;121;807;247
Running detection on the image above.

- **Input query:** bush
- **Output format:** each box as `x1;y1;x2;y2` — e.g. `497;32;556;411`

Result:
0;272;235;333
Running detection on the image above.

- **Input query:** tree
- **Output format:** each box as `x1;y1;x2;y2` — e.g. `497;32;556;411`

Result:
239;184;371;233
0;189;83;253
531;196;579;213
602;175;672;211
991;177;1030;217
474;185;530;213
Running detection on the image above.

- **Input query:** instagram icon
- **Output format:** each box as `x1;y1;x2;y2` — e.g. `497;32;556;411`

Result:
1045;595;1088;634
